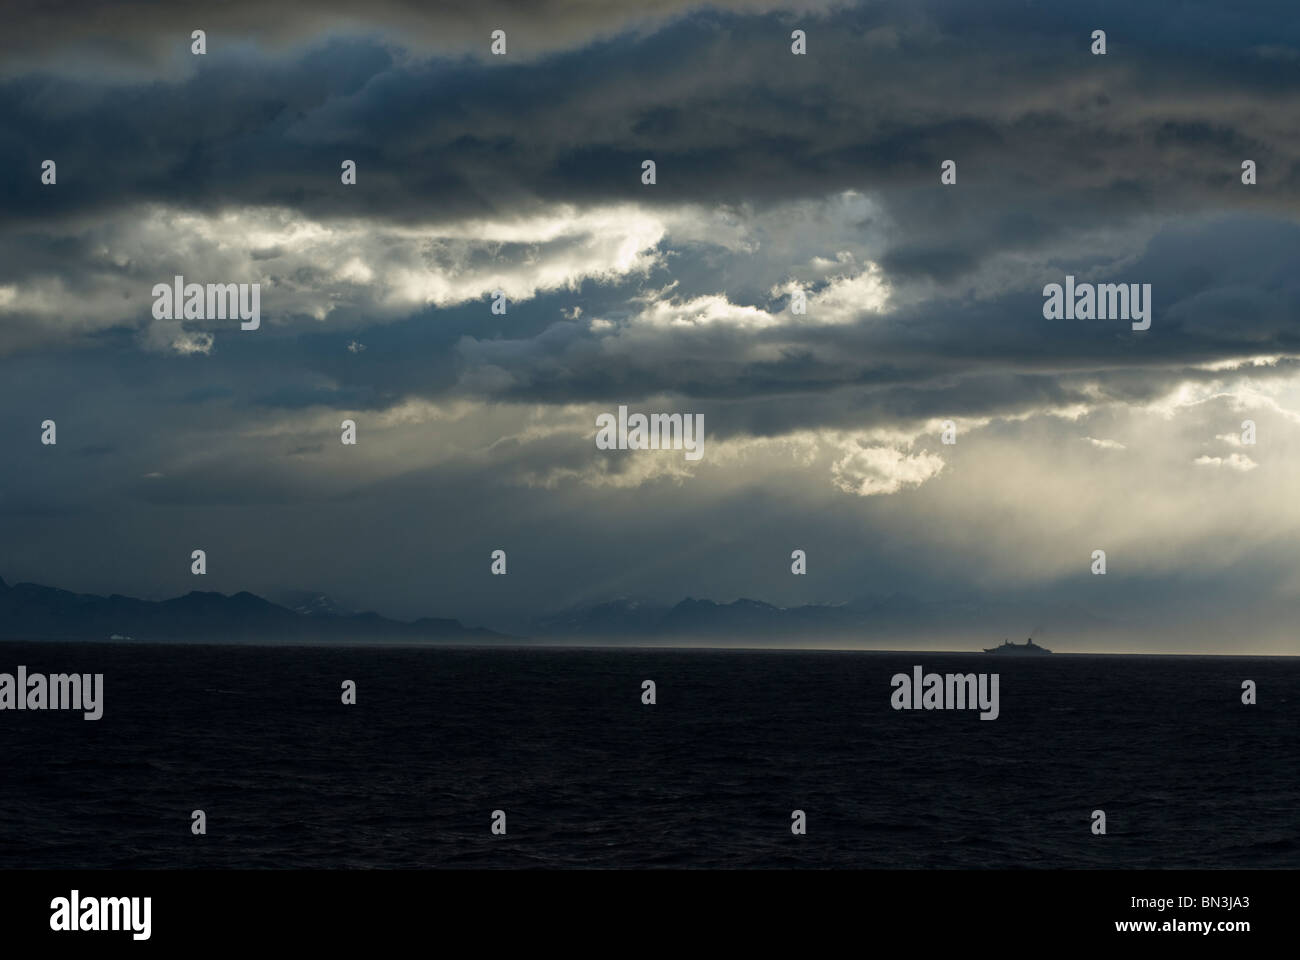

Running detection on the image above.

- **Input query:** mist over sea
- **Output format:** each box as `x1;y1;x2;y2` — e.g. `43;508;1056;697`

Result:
0;642;1294;869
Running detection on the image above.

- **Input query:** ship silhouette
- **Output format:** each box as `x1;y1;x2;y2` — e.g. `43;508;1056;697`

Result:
983;637;1052;655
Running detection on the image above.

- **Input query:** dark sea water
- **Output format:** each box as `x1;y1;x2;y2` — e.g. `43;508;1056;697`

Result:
0;642;1295;869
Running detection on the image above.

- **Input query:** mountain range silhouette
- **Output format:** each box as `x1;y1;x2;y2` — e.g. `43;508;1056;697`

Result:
0;576;1111;645
0;575;501;642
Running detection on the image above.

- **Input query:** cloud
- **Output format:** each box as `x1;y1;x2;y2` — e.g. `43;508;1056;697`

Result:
830;441;946;496
3;0;1298;245
1193;452;1258;471
0;202;675;355
1083;436;1125;450
168;331;215;355
0;0;843;77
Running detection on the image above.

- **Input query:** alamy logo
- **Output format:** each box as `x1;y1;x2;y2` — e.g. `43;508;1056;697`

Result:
1043;275;1151;331
596;405;704;461
890;666;999;720
152;275;260;330
0;666;102;719
50;890;151;940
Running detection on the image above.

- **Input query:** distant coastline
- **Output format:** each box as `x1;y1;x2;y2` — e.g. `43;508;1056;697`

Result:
1;575;1295;655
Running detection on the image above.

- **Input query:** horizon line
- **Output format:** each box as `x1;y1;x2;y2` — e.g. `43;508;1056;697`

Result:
0;637;1292;657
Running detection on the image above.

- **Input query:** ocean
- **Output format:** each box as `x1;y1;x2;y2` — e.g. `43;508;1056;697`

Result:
0;642;1295;869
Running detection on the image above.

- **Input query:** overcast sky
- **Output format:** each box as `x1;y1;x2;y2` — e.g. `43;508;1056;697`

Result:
1;0;1299;652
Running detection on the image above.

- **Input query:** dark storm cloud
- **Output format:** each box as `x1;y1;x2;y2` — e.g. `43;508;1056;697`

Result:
0;0;816;72
2;0;1298;236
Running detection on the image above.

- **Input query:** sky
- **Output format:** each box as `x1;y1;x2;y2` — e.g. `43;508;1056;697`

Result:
1;0;1299;652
